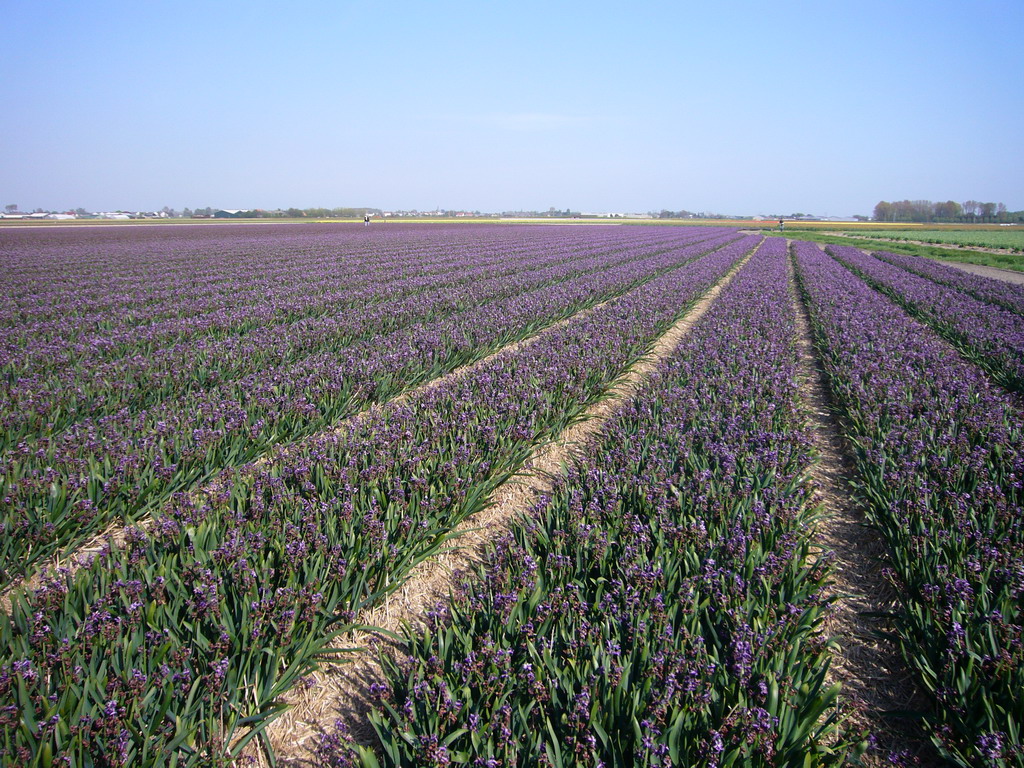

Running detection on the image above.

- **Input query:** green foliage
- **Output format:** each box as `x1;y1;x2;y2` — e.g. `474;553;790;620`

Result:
764;230;1024;272
843;228;1024;252
363;243;863;766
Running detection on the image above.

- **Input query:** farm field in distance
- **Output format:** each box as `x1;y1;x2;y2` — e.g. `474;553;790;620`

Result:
831;227;1024;252
748;222;1024;272
1;222;1022;767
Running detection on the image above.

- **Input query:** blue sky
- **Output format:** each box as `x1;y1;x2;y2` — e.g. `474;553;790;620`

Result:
2;0;1022;216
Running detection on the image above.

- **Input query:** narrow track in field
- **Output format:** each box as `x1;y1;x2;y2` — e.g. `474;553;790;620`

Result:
254;247;759;766
788;246;938;766
940;259;1024;285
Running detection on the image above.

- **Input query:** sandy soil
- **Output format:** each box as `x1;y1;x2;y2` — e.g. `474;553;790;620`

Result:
788;248;939;766
937;259;1024;285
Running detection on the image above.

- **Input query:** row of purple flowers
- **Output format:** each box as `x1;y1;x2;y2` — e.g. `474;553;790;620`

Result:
869;250;1024;317
4;229;719;441
824;245;1024;395
0;233;757;766
1;225;636;335
0;228;738;586
336;239;862;766
794;241;1024;766
2;226;691;379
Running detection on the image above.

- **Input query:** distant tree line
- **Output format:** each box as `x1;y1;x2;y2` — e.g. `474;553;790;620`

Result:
180;207;383;218
873;199;1021;223
499;208;581;218
283;207;383;218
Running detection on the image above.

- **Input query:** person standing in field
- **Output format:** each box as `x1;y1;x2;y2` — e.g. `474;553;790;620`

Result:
778;218;784;232
364;214;370;226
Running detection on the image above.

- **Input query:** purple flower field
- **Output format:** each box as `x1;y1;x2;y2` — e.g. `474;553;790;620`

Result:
825;245;1024;393
869;249;1024;316
355;237;859;767
795;241;1023;767
0;224;739;585
0;224;1021;767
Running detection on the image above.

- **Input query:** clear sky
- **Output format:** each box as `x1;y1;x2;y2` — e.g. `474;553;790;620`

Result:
2;0;1022;216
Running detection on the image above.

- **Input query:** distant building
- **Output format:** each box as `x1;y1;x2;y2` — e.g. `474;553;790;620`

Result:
214;209;257;218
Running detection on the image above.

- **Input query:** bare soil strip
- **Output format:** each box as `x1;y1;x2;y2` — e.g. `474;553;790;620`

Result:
253;249;758;766
936;259;1024;285
788;249;938;766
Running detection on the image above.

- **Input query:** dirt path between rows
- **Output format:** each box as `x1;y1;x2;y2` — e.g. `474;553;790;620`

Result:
788;248;938;766
937;259;1024;285
254;249;759;766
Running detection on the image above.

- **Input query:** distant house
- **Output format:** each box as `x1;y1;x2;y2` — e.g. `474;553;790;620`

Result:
214;209;254;218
